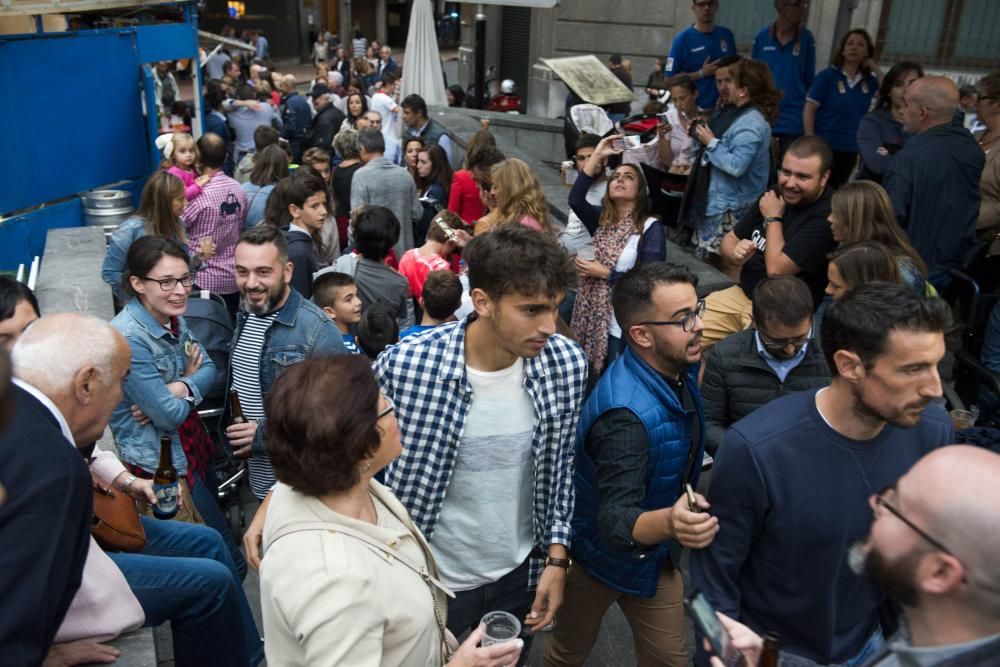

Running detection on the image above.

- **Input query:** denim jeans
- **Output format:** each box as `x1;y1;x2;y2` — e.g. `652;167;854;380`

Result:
446;559;533;667
189;459;248;580
109;517;264;667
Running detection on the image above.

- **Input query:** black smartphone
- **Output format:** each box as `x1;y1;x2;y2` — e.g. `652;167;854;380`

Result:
685;590;744;667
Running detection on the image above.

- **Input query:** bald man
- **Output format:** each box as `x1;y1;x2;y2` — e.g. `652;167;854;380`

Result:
710;445;1000;667
883;76;985;290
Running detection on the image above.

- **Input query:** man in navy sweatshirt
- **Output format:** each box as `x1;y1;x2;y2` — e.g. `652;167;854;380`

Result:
691;282;954;665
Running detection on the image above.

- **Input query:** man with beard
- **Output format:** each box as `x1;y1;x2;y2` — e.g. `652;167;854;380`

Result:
224;225;345;500
691;282;954;665
701;276;830;455
543;263;717;667
709;446;1000;667
700;135;836;350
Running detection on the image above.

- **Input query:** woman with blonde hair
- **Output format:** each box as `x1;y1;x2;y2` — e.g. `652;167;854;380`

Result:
482;158;549;233
568;134;667;372
827;180;926;293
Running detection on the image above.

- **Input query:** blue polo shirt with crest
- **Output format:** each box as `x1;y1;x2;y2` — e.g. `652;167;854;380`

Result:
753;24;816;136
664;24;737;109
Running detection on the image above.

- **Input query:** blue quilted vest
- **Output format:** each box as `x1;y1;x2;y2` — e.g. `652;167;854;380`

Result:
571;346;705;598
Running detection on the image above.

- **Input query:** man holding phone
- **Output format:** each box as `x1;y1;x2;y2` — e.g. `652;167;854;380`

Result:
543;263;718;667
691;283;954;665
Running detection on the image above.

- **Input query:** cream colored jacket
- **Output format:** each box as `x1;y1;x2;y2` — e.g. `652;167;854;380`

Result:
261;480;447;667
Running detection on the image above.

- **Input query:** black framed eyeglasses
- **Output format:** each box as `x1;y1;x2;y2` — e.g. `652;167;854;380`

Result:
639;300;706;333
376;400;395;421
142;274;194;291
757;325;813;353
874;485;958;560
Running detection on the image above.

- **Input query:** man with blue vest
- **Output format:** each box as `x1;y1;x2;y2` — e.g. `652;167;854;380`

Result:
543;263;719;667
752;0;816;155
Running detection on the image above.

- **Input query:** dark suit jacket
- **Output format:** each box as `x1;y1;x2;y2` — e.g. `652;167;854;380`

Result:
0;385;92;666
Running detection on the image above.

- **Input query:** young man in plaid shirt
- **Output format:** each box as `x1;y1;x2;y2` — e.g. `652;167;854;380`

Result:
374;226;588;655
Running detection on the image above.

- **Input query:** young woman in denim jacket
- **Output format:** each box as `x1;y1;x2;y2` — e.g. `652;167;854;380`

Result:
109;236;246;577
101;172;215;302
691;60;778;259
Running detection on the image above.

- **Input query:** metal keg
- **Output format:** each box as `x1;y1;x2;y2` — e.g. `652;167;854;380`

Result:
82;190;134;242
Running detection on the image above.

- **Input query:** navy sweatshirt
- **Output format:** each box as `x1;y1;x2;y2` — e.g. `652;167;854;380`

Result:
690;389;953;664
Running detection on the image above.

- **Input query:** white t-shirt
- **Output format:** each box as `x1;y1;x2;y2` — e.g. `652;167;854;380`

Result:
370;91;399;143
608;217;658;338
430;358;536;590
559;178;607;255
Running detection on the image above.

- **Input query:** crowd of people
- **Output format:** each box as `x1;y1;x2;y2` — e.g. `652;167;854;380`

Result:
2;2;1000;667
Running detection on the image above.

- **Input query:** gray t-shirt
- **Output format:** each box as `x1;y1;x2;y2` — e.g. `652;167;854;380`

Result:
430;358;536;590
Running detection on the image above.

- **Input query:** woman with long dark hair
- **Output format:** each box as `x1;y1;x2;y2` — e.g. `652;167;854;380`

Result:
241;144;289;228
414;144;454;245
684;59;778;261
341;92;369;131
856;61;924;183
805;28;881;187
569;135;667;372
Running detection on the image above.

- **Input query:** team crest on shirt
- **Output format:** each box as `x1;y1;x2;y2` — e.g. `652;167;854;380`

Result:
721;42;728;53
666;57;674;71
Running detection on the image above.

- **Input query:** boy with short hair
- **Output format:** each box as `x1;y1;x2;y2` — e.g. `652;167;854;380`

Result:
312;271;363;354
400;270;462;339
356;302;399;359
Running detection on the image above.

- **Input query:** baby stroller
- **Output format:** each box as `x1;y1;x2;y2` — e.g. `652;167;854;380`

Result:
184;290;249;536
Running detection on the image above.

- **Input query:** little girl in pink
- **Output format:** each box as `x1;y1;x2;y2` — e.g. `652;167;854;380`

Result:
157;132;208;200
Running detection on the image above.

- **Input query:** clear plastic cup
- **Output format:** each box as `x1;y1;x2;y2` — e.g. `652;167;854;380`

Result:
951;409;975;431
480;611;520;647
576;245;596;261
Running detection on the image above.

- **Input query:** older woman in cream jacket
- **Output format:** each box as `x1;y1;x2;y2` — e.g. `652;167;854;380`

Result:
259;356;523;667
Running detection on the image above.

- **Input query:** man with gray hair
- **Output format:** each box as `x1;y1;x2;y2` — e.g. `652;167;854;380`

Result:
1;313;264;665
351;127;422;256
883;76;985;290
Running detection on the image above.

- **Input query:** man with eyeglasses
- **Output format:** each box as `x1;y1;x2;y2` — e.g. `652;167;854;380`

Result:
691;282;954;666
663;0;737;110
544;263;716;666
701;275;829;455
707;445;1000;667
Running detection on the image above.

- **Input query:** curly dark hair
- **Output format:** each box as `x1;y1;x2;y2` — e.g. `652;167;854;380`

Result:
731;59;781;126
265;356;383;496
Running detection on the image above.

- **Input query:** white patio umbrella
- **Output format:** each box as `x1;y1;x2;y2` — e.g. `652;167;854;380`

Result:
400;0;447;107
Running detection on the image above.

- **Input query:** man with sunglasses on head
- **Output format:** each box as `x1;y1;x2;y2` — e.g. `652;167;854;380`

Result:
701;275;829;455
709;445;1000;667
691;282;954;666
544;263;717;666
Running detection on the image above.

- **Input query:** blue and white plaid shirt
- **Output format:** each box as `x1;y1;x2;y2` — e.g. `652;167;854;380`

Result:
374;317;588;589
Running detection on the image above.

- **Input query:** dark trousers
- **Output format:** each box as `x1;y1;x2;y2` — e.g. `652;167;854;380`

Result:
829;150;858;189
447;559;533;666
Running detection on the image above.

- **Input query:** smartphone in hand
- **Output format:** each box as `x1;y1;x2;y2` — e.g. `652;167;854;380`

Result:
686;590;745;667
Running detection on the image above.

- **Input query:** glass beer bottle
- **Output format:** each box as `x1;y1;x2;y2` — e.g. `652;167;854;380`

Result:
229;389;247;425
153;434;179;520
760;632;781;667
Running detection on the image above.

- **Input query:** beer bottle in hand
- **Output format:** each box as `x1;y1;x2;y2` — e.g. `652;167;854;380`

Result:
153;434;179;520
229;389;247;425
760;632;781;667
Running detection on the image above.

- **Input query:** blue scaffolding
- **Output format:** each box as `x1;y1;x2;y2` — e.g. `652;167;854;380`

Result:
0;1;202;270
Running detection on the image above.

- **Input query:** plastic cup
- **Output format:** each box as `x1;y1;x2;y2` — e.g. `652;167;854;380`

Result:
480;611;520;647
950;409;975;431
576;245;596;262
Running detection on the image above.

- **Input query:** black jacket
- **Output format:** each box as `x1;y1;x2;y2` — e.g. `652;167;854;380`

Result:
283;228;319;299
701;328;830;454
0;386;92;665
302;103;345;154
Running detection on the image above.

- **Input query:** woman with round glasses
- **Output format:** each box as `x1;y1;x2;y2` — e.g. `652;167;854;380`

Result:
109;236;246;574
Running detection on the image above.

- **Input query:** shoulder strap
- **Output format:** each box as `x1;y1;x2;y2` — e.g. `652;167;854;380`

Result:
265;521;455;598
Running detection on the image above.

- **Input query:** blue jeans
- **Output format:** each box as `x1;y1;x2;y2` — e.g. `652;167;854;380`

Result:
109;518;264;667
447;559;533;667
190;460;247;580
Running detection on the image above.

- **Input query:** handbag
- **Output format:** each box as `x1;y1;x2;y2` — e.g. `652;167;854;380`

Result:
91;481;146;552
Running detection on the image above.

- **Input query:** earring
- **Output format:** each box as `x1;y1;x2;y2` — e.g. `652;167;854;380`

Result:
360;462;371;474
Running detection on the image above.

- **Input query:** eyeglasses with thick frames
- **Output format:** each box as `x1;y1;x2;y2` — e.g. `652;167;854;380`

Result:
376;401;395;420
142;274;194;291
639;300;706;333
757;325;813;353
874;485;960;562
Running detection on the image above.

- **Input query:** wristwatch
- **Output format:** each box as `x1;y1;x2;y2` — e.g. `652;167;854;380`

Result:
545;556;573;573
763;216;784;226
120;474;137;496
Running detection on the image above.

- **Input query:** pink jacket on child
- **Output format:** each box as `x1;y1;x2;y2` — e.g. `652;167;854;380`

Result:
167;165;203;201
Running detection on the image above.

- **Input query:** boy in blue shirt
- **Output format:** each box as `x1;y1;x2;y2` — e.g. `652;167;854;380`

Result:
400;270;463;339
312;271;363;354
663;0;737;109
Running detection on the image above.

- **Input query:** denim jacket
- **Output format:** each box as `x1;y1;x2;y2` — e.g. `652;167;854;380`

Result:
703;107;772;217
101;216;195;301
109;299;217;474
223;288;347;457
